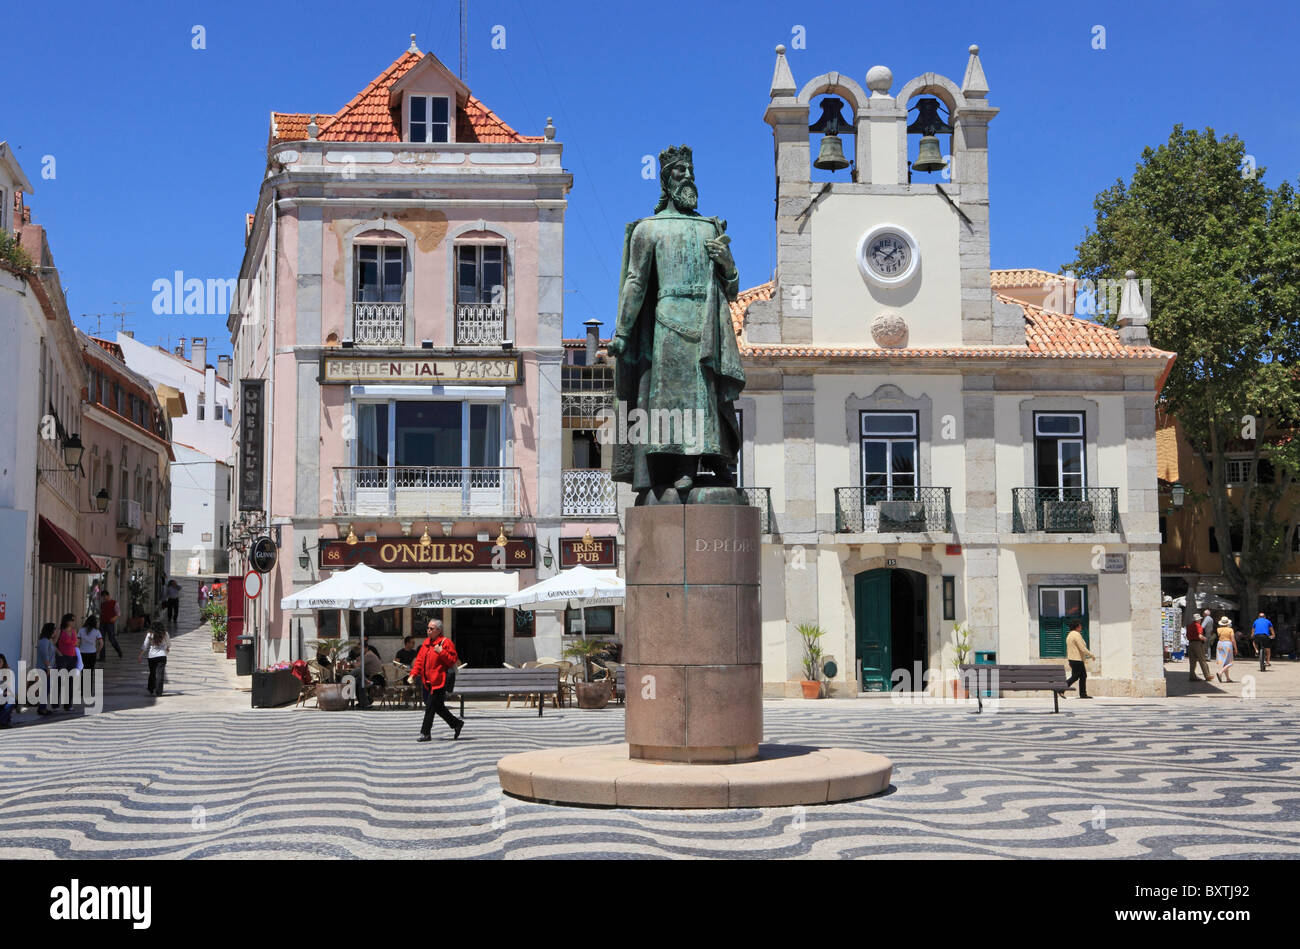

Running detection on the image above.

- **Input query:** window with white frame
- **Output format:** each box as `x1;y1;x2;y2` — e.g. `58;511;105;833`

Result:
407;95;451;143
1034;412;1086;495
860;411;919;498
353;400;502;471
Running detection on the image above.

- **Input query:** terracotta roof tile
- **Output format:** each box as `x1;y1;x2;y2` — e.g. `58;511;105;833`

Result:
270;50;540;145
990;268;1069;289
725;281;1173;365
88;336;124;360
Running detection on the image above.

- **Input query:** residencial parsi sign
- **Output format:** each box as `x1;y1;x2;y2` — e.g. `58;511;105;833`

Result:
320;354;522;385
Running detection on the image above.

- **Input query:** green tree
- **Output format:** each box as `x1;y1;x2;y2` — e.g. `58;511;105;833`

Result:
1067;126;1300;621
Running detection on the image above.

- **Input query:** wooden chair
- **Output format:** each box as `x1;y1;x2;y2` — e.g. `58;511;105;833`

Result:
295;670;318;708
508;661;540;708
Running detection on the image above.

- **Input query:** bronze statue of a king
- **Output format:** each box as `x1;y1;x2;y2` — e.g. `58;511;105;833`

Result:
607;144;746;506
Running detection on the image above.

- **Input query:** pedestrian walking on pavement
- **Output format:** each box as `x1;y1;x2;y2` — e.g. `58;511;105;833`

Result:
1214;616;1236;682
99;594;122;658
165;579;181;624
138;621;170;696
409;619;463;741
1060;620;1095;698
1203;610;1219;653
54;614;79;710
1186;615;1215;682
1252;612;1275;672
198;582;209;610
35;623;55;716
77;614;104;672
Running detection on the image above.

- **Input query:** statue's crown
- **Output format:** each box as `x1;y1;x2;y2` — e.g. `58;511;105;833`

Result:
659;144;693;174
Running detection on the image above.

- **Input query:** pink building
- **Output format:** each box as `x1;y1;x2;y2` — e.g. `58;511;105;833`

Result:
228;39;578;665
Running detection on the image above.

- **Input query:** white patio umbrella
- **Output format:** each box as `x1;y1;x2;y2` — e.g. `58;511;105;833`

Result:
505;564;624;614
280;564;441;684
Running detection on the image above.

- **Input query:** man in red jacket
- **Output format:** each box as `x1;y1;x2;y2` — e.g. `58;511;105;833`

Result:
409;619;463;741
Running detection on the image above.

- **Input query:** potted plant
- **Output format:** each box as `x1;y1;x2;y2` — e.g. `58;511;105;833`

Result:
564;638;612;709
203;600;228;651
796;623;826;698
949;622;972;699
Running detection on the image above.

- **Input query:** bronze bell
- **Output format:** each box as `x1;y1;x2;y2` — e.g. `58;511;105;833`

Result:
809;97;852;172
814;133;850;171
912;134;945;173
907;97;952;174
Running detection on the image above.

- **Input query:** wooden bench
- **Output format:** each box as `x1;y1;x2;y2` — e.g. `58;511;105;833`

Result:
448;668;561;718
959;663;1070;713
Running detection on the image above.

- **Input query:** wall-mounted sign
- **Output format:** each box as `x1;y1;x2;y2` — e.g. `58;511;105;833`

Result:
129;544;150;560
885;558;897;567
320;536;535;570
321;354;522;385
1103;553;1127;574
250;537;278;574
244;570;263;599
238;379;265;511
560;537;617;568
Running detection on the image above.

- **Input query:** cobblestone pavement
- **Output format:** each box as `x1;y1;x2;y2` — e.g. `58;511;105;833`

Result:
4;582;1298;859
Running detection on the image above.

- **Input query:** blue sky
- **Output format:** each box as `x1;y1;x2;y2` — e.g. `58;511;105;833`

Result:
8;0;1298;358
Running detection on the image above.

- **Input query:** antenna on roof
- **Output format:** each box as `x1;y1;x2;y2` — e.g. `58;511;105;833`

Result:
459;0;468;81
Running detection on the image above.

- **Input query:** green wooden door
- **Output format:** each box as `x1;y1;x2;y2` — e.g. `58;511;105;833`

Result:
1038;587;1089;658
856;569;892;691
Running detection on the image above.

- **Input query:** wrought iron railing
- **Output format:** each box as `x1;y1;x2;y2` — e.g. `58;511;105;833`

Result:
1012;487;1119;533
835;486;952;533
562;469;618;517
351;302;405;346
561;391;614;427
455;303;506;345
334;466;522;518
740;487;773;534
118;498;143;530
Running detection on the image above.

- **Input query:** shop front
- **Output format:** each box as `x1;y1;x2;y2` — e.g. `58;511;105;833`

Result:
315;534;535;666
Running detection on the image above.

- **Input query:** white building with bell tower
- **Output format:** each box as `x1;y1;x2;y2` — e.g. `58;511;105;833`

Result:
733;45;1174;697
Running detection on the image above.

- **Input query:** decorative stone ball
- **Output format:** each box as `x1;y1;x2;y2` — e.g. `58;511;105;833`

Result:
866;65;893;95
871;312;908;348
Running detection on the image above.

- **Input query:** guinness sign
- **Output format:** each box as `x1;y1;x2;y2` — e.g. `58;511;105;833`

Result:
320;536;535;570
250;537;278;574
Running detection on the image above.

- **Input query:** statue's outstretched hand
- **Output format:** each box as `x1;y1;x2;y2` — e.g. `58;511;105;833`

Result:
607;336;627;357
706;236;736;277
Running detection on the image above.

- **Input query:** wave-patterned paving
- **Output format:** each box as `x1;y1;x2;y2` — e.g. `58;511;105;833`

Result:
2;702;1299;859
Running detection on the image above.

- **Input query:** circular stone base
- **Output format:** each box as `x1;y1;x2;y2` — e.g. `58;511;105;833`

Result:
498;743;893;808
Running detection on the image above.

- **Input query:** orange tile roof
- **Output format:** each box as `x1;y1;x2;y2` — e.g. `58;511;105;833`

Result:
990;268;1069;289
88;336;124;360
726;281;1173;365
729;281;774;335
271;50;542;145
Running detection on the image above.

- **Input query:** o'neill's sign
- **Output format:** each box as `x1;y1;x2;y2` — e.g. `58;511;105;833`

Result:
321;354;521;385
321;537;534;570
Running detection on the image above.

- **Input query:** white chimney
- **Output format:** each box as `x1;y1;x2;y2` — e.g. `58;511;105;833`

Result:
191;337;208;370
217;354;231;379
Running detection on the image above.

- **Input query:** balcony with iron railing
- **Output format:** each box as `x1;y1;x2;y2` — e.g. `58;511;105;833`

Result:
334;467;522;519
455;303;507;345
351;302;405;346
834;486;953;534
117;498;143;532
1011;487;1119;533
562;469;618;518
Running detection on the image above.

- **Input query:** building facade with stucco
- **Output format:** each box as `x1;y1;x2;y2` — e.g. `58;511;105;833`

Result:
730;46;1174;697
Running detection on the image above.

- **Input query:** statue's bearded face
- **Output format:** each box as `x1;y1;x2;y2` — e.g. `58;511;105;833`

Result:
665;163;698;211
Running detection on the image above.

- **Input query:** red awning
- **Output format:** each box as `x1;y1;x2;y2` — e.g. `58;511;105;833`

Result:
38;516;100;573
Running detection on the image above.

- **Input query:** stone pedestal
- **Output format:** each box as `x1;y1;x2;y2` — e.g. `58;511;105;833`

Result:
624;504;762;763
497;501;894;809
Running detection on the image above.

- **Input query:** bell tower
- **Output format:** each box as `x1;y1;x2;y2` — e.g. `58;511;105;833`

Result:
752;45;1003;350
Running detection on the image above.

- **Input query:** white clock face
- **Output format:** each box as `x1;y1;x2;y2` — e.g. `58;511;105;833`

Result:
868;233;911;278
857;224;920;288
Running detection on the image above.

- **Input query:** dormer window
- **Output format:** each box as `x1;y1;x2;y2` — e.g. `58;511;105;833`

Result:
408;95;450;143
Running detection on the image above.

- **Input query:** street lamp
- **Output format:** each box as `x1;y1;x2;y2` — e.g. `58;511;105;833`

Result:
542;541;554;571
1171;482;1185;508
62;434;85;470
93;488;110;513
298;538;310;570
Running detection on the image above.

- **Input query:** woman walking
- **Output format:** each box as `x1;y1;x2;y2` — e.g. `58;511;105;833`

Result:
138;621;171;696
77;614;104;672
54;614;79;710
35;623;56;716
1214;616;1236;683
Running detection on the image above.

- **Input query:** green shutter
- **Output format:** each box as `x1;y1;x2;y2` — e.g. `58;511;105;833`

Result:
1039;616;1067;658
